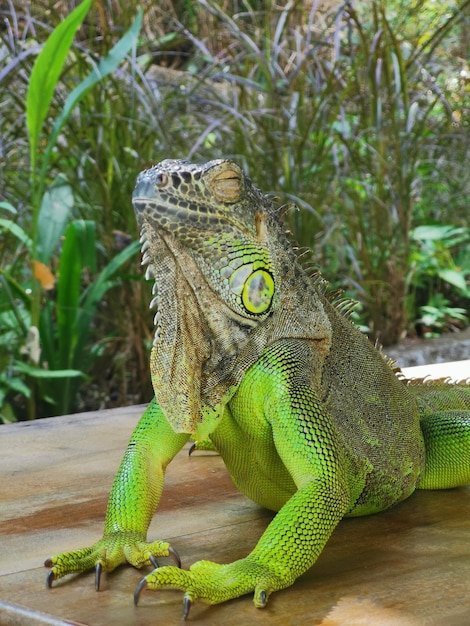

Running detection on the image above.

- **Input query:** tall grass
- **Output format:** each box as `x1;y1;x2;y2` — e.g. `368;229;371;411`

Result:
184;0;469;344
0;0;144;419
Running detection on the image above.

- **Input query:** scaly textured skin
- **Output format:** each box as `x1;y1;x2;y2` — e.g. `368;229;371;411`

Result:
46;159;470;617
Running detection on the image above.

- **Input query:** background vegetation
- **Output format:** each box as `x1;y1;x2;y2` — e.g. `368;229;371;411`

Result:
1;0;469;422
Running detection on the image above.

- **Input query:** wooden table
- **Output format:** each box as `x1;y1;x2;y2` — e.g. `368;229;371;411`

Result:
1;388;470;625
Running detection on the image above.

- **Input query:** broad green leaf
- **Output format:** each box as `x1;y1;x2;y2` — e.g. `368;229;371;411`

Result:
3;375;31;397
411;225;457;241
38;300;59;371
437;268;468;292
0;402;18;424
81;239;140;310
0;272;31;309
26;0;93;172
36;177;74;263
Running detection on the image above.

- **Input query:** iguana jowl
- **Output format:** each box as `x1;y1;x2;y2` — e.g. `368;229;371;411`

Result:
46;159;470;618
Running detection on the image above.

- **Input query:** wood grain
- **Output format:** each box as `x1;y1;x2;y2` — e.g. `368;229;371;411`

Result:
0;404;469;625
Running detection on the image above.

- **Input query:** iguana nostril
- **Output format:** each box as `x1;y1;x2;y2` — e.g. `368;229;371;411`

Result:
132;177;158;200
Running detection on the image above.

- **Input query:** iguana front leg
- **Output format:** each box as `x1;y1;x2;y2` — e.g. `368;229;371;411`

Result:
135;477;350;615
46;398;189;587
135;341;354;616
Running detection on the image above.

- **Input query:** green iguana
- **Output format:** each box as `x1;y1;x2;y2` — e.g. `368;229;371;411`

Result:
46;159;470;619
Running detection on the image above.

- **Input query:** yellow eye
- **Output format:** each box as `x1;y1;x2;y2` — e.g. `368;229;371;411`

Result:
241;269;274;315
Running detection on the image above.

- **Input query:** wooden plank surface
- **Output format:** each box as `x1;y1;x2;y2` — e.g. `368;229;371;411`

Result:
1;398;469;625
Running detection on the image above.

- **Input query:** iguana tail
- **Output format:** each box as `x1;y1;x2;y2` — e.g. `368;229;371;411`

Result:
405;378;470;490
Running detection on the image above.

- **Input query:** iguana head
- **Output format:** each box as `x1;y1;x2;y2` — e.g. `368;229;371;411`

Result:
133;159;331;436
133;159;276;322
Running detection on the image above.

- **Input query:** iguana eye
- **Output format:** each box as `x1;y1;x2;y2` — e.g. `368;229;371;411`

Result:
241;269;274;315
155;173;169;188
205;162;243;203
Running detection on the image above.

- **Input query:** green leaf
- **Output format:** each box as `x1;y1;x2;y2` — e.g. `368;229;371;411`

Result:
26;0;94;173
15;361;85;379
0;218;33;249
0;402;18;424
2;375;31;397
73;219;97;272
81;240;140;312
56;221;85;369
36;177;75;263
0;201;17;214
411;225;457;241
50;219;97;371
437;268;468;292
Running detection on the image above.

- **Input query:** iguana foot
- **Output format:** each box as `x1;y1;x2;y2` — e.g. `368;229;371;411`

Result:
134;558;289;619
45;533;180;589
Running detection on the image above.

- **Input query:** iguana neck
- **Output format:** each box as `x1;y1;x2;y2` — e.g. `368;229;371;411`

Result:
142;223;256;437
141;220;332;438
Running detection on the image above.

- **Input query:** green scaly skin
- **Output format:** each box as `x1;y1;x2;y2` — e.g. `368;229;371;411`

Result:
46;159;470;618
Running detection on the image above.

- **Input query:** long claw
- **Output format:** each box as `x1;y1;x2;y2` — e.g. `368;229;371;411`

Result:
259;590;267;607
149;554;159;569
45;568;55;589
183;595;191;620
134;577;148;605
188;443;196;456
169;546;182;568
95;562;102;591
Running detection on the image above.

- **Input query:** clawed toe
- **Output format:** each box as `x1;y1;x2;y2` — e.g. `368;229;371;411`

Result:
169;546;181;568
134;577;147;605
147;545;180;570
134;573;192;620
95;562;102;591
183;595;192;620
45;568;55;589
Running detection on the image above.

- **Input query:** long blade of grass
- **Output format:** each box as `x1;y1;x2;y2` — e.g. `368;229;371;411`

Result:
0;218;32;249
15;362;85;379
0;201;17;214
26;0;93;176
39;9;143;184
73;240;140;371
80;240;141;314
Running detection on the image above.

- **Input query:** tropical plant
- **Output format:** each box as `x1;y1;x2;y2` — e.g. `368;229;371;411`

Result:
406;224;470;335
0;0;143;420
0;0;468;421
